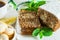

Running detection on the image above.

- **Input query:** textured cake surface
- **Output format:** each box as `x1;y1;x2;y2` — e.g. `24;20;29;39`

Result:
19;9;41;35
37;8;59;31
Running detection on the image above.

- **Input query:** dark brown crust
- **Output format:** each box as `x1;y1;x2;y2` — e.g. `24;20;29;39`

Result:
37;8;59;31
53;20;60;31
21;31;32;35
21;28;35;35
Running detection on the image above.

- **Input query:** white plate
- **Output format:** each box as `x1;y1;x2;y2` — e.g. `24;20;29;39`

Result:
15;1;60;40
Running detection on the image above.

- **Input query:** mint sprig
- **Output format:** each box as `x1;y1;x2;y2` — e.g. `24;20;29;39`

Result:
32;28;40;37
32;27;53;40
19;1;46;11
39;30;44;39
42;27;53;36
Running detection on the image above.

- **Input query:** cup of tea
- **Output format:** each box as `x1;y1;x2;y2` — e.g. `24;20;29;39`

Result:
0;0;8;19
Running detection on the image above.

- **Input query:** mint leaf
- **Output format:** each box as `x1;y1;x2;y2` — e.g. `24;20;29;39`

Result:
32;28;40;37
42;27;53;36
34;1;46;8
39;30;44;39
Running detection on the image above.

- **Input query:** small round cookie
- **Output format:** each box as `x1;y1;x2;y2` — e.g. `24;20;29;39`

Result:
0;34;9;40
5;25;15;39
0;21;7;34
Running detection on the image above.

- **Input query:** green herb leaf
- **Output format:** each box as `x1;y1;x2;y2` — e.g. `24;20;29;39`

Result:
18;0;46;11
32;28;40;37
39;30;44;39
42;27;53;36
34;1;46;8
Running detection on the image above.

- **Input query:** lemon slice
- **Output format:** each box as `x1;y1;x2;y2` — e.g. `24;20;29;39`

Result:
0;17;16;25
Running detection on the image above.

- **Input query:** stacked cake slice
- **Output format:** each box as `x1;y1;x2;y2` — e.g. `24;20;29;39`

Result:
37;8;59;31
19;9;41;35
